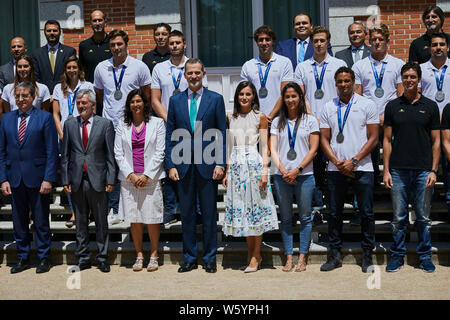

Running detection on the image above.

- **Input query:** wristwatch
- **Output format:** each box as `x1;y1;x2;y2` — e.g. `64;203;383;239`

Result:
297;165;304;174
431;169;438;175
351;158;359;166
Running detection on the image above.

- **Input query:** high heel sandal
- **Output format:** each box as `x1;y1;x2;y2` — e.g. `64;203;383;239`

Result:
132;257;144;271
147;257;159;272
244;258;262;273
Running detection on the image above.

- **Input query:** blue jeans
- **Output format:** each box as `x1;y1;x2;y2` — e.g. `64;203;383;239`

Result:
273;174;314;255
390;169;433;261
327;171;375;252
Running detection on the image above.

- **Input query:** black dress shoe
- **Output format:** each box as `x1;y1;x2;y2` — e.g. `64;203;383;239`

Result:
10;258;30;274
178;262;198;273
203;262;217;273
77;261;91;271
98;261;110;273
36;258;51;274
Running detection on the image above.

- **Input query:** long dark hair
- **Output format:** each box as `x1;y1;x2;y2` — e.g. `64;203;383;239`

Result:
277;82;307;130
13;55;39;97
232;81;260;118
60;55;86;97
123;89;152;126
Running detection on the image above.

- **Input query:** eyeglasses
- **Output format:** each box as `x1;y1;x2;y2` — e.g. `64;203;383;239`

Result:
14;94;31;99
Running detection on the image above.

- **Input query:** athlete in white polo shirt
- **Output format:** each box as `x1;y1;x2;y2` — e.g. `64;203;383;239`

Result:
319;66;379;273
420;32;450;114
352;24;405;123
93;29;152;224
295;26;346;118
151;30;207;123
241;25;293;120
94;30;152;130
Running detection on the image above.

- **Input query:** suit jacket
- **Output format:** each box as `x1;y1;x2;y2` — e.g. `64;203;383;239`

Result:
0;108;58;188
165;88;227;180
276;38;333;70
335;45;371;68
114;117;166;181
0;60;14;91
31;44;77;94
60;115;116;193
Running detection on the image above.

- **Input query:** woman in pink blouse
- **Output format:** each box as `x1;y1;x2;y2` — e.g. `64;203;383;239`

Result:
114;89;166;272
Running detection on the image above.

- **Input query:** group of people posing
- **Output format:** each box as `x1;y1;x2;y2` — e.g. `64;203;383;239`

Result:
0;5;449;275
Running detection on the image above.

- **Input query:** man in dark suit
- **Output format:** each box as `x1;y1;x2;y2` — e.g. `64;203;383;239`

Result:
0;81;58;274
32;20;76;94
335;21;371;68
165;58;226;273
61;89;115;273
0;37;27;91
276;12;333;70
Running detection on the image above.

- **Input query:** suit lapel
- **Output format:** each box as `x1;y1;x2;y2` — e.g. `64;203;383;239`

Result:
75;116;84;149
85;115;99;151
41;45;53;76
362;46;371;59
13;110;20;145
196;89;210;123
54;45;65;78
144;121;150;150
180;90;191;133
125;122;133;149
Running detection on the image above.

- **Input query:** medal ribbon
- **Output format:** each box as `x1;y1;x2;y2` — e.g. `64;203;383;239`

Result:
170;66;184;90
67;86;80;116
370;61;386;88
313;62;328;90
257;60;272;88
287;120;299;150
433;65;448;92
113;65;127;92
337;95;355;135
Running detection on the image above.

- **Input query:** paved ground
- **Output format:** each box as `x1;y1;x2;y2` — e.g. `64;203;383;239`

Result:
1;263;450;300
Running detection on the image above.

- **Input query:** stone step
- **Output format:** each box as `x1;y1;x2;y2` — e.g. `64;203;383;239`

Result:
0;219;449;235
1;240;449;266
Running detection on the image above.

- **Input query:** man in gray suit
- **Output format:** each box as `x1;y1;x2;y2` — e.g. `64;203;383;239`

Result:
335;21;371;68
61;89;116;273
0;37;27;91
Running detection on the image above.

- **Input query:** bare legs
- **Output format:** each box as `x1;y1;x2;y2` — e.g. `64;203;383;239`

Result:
130;223;160;258
246;235;263;268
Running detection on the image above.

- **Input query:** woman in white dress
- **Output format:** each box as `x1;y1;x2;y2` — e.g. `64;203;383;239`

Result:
53;55;94;228
0;55;51;115
270;82;319;272
222;81;278;273
114;89;165;272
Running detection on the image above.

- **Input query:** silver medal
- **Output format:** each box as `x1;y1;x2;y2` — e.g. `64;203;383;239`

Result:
336;132;344;144
436;91;445;102
114;90;122;100
259;87;268;98
374;87;384;98
315;89;324;100
287;149;297;161
173;88;181;96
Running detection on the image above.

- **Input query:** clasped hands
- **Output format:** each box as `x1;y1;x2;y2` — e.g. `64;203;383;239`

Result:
128;173;150;189
334;159;355;178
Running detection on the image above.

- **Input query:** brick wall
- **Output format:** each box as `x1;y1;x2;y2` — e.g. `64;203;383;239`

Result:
356;0;450;61
61;0;155;57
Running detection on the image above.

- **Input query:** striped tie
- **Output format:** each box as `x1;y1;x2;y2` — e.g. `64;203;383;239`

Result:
18;114;27;143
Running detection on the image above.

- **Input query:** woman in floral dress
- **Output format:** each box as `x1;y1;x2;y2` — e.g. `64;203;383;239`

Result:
222;81;278;273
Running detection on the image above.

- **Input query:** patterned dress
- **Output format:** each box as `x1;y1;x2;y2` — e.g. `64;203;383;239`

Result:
222;110;279;237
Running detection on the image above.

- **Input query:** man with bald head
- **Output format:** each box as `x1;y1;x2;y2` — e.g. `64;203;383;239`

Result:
79;10;112;83
0;37;27;91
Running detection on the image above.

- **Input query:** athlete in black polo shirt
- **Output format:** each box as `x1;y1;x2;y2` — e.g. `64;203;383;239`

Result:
142;23;172;75
383;62;440;273
409;5;450;64
79;10;112;83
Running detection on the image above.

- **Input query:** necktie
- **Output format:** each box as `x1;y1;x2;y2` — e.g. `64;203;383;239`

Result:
352;48;360;62
18;114;27;143
189;92;197;131
298;40;306;64
82;120;89;172
50;48;55;74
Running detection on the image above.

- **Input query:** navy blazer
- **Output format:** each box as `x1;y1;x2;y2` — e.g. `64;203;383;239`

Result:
276;38;333;70
165;88;227;180
31;44;77;94
0;108;58;188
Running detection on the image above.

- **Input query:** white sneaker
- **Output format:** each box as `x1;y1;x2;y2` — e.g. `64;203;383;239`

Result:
108;210;121;225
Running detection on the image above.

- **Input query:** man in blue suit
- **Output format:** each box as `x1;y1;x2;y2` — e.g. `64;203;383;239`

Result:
276;12;333;70
165;58;226;273
0;81;58;274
